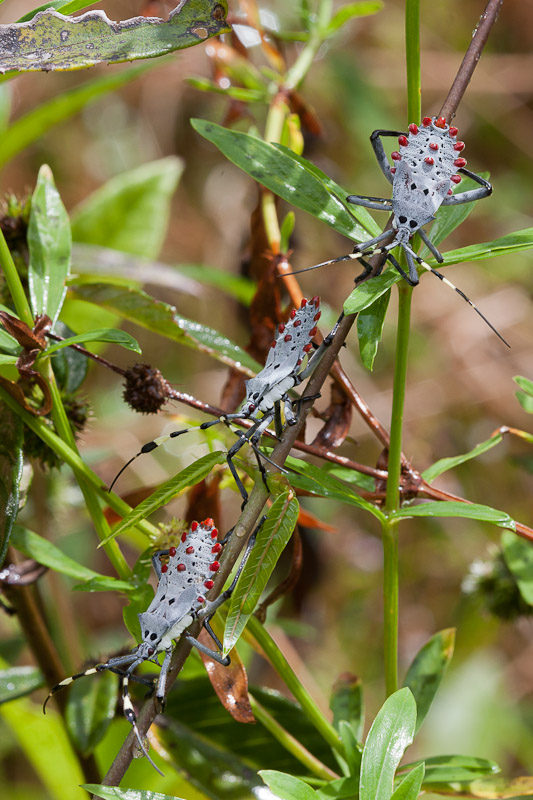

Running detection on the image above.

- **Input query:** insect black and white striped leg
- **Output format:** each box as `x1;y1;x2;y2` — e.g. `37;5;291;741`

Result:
122;663;164;776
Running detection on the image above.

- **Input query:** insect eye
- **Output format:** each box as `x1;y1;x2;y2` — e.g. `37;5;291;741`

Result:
248;403;256;411
147;648;155;656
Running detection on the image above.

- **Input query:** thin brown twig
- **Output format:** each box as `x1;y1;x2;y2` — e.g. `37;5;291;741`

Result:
439;0;504;121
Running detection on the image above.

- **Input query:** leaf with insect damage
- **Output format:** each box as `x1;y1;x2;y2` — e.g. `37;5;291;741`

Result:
0;2;230;73
0;403;23;567
223;492;299;655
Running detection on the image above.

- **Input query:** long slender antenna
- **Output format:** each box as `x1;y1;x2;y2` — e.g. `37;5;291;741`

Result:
108;428;192;492
410;248;511;347
284;248;381;277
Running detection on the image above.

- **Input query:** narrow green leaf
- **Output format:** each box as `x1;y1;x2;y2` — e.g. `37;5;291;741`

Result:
357;289;390;370
50;321;89;392
223;493;299;655
70;282;261;374
391;763;425;800
0;403;23;566
400;754;500;785
187;76;266;102
192;118;369;242
393;501;516;530
45;328;141;355
271;143;380;238
259;770;318;800
28;165;71;326
0;63;157;170
360;688;417;800
316;777;359;800
403;629;455;733
71;158;183;260
286;456;386;522
11;525;132;592
325;1;384;35
84;788;188;800
501;530;533;605
435;227;533;268
104;451;226;543
65;670;117;756
422;433;503;483
515;391;533;414
18;2;98;23
338;720;363;777
0;666;44;703
0;327;20;355
0;1;231;73
330;673;364;740
344;269;401;315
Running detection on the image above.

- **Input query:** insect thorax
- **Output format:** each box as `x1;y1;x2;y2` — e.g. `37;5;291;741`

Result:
138;519;222;651
391;116;466;234
244;297;321;414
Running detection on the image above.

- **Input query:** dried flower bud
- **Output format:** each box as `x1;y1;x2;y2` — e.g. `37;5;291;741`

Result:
122;363;170;414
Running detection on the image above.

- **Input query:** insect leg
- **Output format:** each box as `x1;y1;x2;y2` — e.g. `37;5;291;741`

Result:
417;228;444;263
154;647;173;706
408;248;510;347
274;400;283;438
441;169;492;205
403;246;421;285
122;661;164;776
370;129;406;184
346;194;393;212
385;251;412;283
184;631;230;665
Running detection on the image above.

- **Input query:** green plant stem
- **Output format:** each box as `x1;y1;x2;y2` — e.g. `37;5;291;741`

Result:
246;615;343;755
0;386;158;543
285;0;332;90
405;0;421;123
383;281;412;695
248;693;339;781
0;228;34;326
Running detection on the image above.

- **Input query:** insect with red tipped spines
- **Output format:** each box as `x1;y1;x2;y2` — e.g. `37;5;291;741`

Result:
291;116;509;347
43;518;261;775
110;297;340;505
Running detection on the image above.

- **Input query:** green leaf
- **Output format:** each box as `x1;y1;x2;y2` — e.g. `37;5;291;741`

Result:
286;455;386;522
401;755;499;785
18;2;99;24
357;289;390;370
223;493;299;655
192;119;370;242
501;530;533;605
435;227;533;268
70;282;261;374
392;501;516;530
330;673;364;740
0;666;44;703
0;403;23;566
84;788;188;800
0;63;157;170
514;375;533;414
28;164;71;326
104;451;226;543
11;525;133;592
360;688;417;800
316;777;360;800
0;327;20;355
514;375;533;396
259;771;318;800
65;670;117;756
45;328;141;355
187;76;266;102
422;433;504;483
391;763;424;800
50;321;89;392
344;269;401;315
71;158;183;260
0;1;231;73
403;629;455;733
338;719;363;777
271;143;380;238
325;1;384;36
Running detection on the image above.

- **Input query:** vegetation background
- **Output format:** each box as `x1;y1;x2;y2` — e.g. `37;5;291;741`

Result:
1;0;533;797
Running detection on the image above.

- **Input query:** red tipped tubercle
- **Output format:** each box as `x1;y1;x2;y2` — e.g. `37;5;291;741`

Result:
398;134;408;147
408;123;419;135
435;116;446;128
454;157;467;168
191;521;198;532
422;116;432;126
449;126;458;137
311;295;320;305
169;546;177;557
391;151;401;161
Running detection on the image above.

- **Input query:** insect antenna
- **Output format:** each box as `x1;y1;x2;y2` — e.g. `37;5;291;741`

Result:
108;427;193;492
283;248;378;277
408;247;511;347
122;672;164;777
